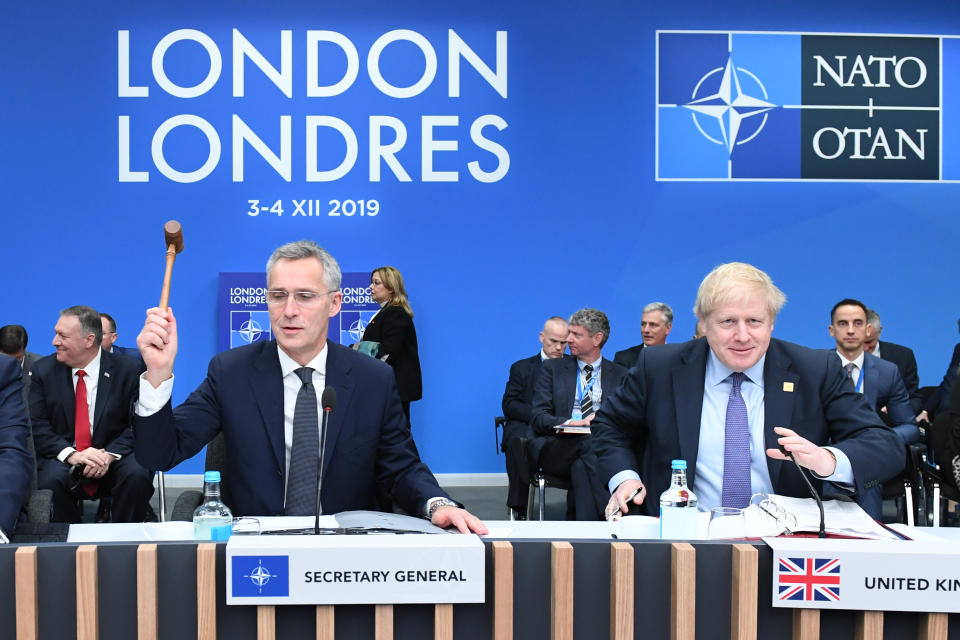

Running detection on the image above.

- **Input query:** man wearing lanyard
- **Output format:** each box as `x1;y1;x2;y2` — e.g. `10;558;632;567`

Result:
529;309;626;519
829;299;919;446
829;298;919;517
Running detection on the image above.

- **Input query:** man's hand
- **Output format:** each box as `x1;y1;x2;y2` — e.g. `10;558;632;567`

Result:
67;448;113;478
431;506;488;534
604;478;645;519
916;410;929;423
766;426;836;477
137;307;178;388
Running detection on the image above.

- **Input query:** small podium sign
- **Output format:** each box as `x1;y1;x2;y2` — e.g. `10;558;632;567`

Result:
766;537;960;613
226;534;485;605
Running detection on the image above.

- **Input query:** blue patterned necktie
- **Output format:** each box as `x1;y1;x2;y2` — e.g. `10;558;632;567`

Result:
721;372;751;508
285;367;319;515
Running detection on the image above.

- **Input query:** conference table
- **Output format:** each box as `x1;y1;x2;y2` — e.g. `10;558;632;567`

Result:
2;520;958;640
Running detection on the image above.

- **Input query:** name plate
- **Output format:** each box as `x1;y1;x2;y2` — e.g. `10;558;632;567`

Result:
226;534;485;605
766;537;960;613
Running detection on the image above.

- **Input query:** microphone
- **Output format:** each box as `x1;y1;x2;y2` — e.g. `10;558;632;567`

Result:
314;387;337;535
779;441;826;538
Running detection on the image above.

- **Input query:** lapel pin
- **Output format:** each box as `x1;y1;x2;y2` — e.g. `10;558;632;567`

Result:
782;382;794;392
104;372;110;378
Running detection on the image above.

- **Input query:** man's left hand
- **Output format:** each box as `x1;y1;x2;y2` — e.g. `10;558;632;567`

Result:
431;506;488;534
766;426;837;477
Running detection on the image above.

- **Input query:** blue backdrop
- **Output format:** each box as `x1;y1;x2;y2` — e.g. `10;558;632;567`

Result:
3;1;959;475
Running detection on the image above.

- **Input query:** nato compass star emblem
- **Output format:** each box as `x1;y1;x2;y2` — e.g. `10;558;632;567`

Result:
238;319;264;343
348;316;368;342
684;55;775;154
243;560;279;594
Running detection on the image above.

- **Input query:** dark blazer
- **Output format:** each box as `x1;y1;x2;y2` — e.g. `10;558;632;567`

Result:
111;345;145;368
529;356;627;464
861;352;916;426
925;343;960;419
0;355;32;535
591;338;903;516
876;341;922;414
361;305;422;403
613;344;644;370
133;340;448;517
500;353;543;449
29;350;144;460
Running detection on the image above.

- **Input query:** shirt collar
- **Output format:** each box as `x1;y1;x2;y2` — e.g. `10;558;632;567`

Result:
73;348;102;380
836;349;865;370
277;343;328;379
578;355;602;371
706;348;766;389
540;349;550;361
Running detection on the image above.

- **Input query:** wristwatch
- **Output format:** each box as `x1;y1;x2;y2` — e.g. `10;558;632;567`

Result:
427;498;458;520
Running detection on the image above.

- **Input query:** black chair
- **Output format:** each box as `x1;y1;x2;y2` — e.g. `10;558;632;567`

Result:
171;433;227;520
512;437;570;521
917;415;960;527
494;416;506;454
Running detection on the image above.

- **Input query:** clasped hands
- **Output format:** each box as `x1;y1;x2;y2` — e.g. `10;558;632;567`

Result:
67;447;113;478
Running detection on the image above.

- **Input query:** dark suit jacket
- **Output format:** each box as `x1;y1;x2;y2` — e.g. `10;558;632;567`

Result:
529;356;627;464
925;343;960;418
613;344;644;370
501;353;543;449
29;350;144;460
860;352;915;426
111;345;145;368
591;338;903;516
133;340;447;517
0;355;32;535
876;341;922;414
361;305;422;403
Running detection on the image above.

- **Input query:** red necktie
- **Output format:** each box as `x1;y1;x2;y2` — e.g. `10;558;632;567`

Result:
74;370;97;496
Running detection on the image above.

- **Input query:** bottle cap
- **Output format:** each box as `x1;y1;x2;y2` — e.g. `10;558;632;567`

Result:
204;470;222;483
670;459;687;470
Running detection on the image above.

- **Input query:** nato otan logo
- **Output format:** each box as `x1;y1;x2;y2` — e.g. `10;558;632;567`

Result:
231;311;272;348
657;31;960;181
232;555;289;597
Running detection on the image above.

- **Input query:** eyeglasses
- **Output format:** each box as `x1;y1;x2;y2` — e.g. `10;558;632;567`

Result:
265;289;338;306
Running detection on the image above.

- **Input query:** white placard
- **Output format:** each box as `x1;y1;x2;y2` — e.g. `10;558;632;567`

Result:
766;537;960;613
226;534;484;605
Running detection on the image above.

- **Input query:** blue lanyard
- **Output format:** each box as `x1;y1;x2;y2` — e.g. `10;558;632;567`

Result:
853;364;864;393
575;367;599;407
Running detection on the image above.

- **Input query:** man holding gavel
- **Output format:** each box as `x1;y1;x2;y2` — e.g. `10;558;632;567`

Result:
133;240;486;533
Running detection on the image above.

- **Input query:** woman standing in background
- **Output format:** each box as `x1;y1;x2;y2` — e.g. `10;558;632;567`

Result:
363;266;423;429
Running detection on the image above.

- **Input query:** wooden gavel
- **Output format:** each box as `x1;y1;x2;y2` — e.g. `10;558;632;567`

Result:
158;220;184;311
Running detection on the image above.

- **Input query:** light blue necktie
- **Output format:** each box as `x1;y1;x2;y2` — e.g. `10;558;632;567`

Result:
721;372;751;508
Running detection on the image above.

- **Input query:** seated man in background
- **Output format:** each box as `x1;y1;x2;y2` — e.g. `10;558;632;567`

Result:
30;306;154;523
0;354;33;542
829;299;919;518
530;308;626;519
614;302;673;370
134;240;486;533
100;313;144;365
829;300;919;446
0;325;42;404
863;308;923;415
500;316;568;518
594;263;903;521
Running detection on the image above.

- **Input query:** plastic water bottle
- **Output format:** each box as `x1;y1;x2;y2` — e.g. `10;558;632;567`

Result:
659;459;698;539
193;471;233;541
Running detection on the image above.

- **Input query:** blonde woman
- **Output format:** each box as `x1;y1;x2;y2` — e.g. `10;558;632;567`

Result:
363;266;422;425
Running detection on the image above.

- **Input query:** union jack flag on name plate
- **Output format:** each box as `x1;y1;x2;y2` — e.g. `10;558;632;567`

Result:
778;557;840;602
